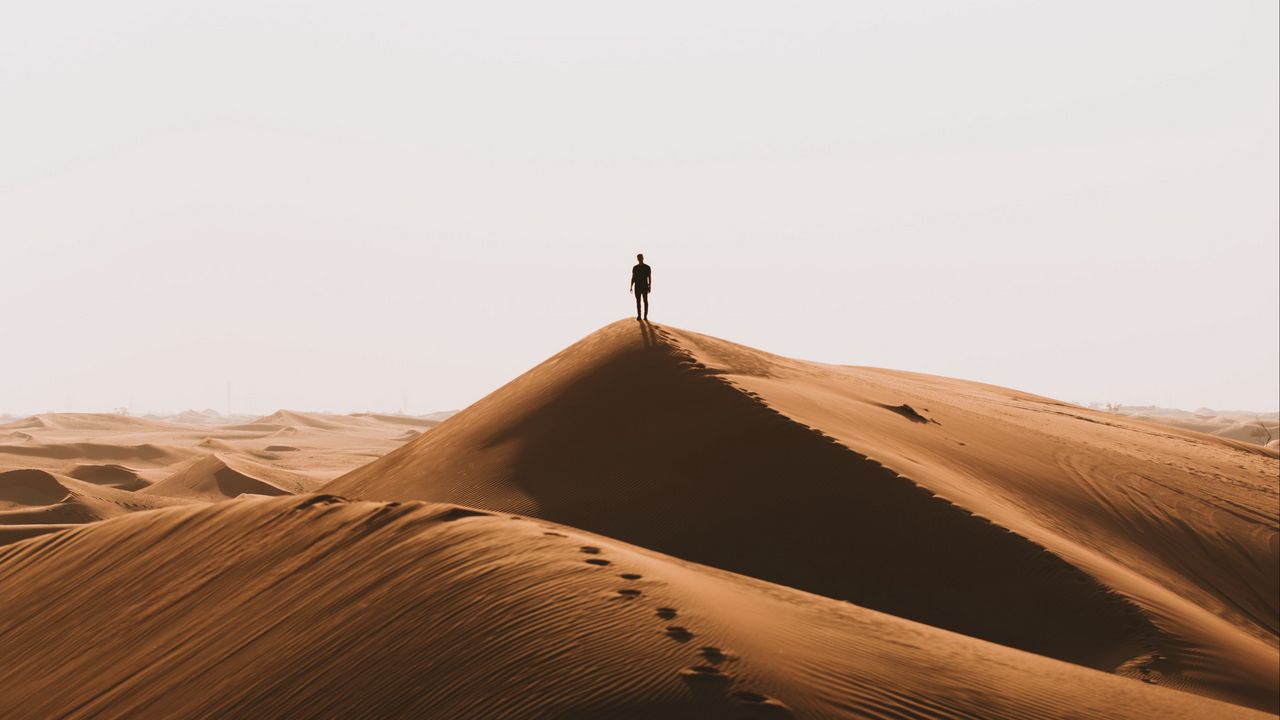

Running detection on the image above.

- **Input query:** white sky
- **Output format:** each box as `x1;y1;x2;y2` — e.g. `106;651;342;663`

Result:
2;1;1277;415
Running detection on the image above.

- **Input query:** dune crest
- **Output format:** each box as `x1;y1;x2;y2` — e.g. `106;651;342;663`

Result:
0;495;1264;720
328;319;1279;712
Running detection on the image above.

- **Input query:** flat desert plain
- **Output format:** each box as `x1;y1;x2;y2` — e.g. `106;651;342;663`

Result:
1;321;1275;719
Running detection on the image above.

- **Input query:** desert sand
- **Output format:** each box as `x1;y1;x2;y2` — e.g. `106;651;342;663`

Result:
1115;406;1279;449
0;320;1275;718
0;410;441;542
0;495;1268;719
331;320;1279;713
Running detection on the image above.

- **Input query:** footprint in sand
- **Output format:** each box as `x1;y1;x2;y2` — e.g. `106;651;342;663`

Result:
665;626;694;642
585;558;611;566
678;665;729;682
656;607;677;620
731;691;792;716
698;646;732;663
619;573;642;580
543;531;567;538
579;546;601;554
616;588;641;599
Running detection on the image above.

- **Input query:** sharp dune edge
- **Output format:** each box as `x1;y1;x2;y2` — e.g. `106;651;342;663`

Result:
0;320;1274;718
329;320;1279;713
0;495;1266;720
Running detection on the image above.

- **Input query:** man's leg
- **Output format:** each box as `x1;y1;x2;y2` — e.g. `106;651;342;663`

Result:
642;292;649;320
635;290;642;319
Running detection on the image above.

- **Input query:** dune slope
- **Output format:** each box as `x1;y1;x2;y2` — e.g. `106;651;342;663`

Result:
328;320;1279;712
0;495;1264;720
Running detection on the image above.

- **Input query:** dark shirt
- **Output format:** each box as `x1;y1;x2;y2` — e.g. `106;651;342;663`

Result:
631;263;651;293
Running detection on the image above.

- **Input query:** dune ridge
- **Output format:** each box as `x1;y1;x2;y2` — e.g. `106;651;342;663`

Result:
329;319;1279;712
0;495;1265;720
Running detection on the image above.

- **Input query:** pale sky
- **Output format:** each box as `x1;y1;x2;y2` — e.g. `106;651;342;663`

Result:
2;1;1277;416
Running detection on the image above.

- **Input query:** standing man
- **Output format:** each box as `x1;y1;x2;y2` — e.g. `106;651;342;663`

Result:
629;253;652;321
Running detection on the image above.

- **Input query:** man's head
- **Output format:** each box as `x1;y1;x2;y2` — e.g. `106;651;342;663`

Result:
637;253;644;262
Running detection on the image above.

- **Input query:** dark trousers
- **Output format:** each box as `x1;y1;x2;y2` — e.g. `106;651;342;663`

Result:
634;289;649;319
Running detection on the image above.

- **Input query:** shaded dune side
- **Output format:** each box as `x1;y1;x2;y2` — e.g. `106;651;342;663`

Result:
0;496;1262;720
0;470;70;509
329;322;1152;671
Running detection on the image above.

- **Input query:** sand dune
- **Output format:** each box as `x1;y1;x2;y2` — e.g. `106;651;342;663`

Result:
251;409;356;431
0;410;439;537
350;412;447;428
0;468;186;543
0;495;1264;720
1116;406;1279;448
0;411;440;481
2;413;183;433
329;320;1280;712
1;323;1271;716
141;453;316;501
63;463;148;491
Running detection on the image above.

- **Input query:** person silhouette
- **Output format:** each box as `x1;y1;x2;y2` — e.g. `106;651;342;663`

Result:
629;253;652;321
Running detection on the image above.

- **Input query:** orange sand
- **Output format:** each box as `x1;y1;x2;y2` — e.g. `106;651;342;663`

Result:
1;321;1274;718
0;495;1267;719
331;320;1279;712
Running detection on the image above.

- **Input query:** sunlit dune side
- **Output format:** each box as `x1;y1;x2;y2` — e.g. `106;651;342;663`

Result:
329;320;1279;712
0;410;441;532
0;495;1264;720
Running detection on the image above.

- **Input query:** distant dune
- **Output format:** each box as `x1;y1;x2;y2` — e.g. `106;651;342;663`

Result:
1115;406;1279;448
140;453;314;501
0;495;1264;720
0;410;442;533
329;320;1279;712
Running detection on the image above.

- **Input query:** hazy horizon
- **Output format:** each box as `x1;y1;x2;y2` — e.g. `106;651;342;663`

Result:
4;1;1277;415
